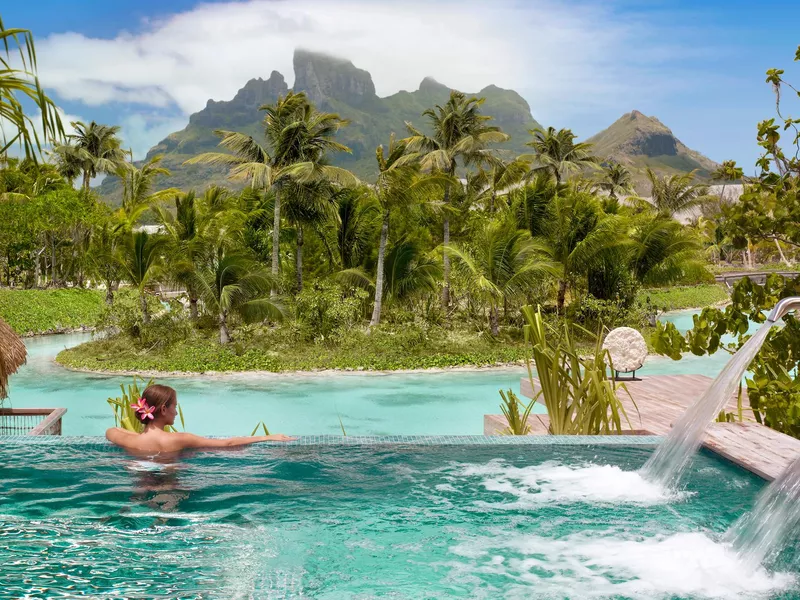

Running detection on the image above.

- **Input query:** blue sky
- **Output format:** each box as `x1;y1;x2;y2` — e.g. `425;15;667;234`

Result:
5;0;800;171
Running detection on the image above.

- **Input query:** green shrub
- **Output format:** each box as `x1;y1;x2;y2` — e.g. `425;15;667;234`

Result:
567;294;651;332
96;289;164;338
295;280;369;342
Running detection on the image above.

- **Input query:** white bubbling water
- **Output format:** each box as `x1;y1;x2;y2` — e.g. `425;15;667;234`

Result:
446;459;688;506
447;532;793;600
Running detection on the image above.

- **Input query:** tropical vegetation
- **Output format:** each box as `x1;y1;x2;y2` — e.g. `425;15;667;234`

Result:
4;14;793;378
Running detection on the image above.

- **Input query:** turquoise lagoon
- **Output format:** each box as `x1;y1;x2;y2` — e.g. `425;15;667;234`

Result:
5;310;740;437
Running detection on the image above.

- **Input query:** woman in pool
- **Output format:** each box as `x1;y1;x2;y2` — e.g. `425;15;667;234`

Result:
106;384;295;454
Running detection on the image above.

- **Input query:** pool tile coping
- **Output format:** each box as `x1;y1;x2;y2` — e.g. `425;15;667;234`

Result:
0;434;663;446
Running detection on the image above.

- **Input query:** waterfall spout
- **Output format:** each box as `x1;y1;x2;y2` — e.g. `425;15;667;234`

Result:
767;297;800;323
641;297;800;489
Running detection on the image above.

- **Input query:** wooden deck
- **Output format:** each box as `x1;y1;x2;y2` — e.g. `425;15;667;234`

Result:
484;374;800;481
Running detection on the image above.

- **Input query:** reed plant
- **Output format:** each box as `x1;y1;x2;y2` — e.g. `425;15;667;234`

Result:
499;389;536;435
250;421;271;435
107;376;185;433
520;305;636;435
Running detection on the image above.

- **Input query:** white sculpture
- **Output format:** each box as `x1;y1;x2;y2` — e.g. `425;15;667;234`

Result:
602;327;648;379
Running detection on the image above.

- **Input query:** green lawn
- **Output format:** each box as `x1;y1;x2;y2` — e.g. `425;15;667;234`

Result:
0;288;105;335
636;284;729;311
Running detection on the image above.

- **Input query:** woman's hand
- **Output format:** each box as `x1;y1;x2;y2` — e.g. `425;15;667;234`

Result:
265;434;297;442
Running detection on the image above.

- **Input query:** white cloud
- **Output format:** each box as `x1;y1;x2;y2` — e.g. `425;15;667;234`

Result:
33;0;718;154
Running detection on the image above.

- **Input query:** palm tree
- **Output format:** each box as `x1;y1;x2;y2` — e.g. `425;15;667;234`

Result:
383;239;441;302
646;168;708;217
191;252;283;344
710;159;744;202
87;223;124;305
630;216;708;285
157;191;203;319
0;19;63;159
370;135;442;327
282;180;337;293
511;171;559;238
523;127;598;185
67;121;127;192
597;162;634;201
404;90;509;309
446;217;554;335
473;158;531;213
334;186;380;270
121;231;166;324
186;92;357;291
540;190;628;312
50;142;85;185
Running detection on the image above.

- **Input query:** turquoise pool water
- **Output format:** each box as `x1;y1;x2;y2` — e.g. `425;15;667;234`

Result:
4;310;743;436
1;441;794;599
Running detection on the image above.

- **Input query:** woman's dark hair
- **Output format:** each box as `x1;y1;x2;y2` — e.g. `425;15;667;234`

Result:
138;384;177;423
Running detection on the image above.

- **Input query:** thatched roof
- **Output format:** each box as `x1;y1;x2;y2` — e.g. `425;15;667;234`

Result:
0;318;26;399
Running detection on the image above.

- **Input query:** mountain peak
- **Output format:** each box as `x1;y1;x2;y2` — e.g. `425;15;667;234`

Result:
293;49;377;106
418;76;449;94
587;111;718;189
101;51;542;201
189;72;288;130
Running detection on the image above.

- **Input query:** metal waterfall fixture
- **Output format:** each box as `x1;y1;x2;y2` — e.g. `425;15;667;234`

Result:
0;318;27;400
641;297;800;489
767;297;800;323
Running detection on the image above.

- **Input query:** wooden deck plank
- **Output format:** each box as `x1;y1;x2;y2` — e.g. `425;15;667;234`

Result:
484;374;800;481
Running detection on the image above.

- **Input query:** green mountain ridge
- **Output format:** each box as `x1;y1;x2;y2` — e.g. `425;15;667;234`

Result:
98;52;718;201
98;50;541;200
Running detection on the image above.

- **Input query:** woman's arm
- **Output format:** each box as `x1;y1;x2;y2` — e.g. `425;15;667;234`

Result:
176;433;296;449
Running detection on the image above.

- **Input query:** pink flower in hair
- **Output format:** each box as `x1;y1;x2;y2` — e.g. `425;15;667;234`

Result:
139;403;156;421
130;397;148;413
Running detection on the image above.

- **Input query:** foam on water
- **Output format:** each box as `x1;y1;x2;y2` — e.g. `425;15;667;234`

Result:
445;459;687;506
448;531;794;599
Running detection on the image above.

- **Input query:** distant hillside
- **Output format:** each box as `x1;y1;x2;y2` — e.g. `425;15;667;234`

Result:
99;49;541;201
586;110;718;190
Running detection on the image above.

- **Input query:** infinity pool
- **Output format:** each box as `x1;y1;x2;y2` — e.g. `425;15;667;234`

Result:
1;440;794;599
6;311;737;437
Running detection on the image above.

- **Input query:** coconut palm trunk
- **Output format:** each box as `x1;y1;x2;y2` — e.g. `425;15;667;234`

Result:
271;188;281;297
82;169;91;192
219;311;230;344
370;210;390;327
140;291;150;325
50;237;57;285
489;304;499;336
187;281;198;319
295;225;304;293
105;280;114;305
442;182;451;310
557;279;568;313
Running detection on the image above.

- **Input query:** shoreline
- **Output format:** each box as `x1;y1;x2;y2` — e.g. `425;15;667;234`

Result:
20;326;95;338
54;359;529;379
